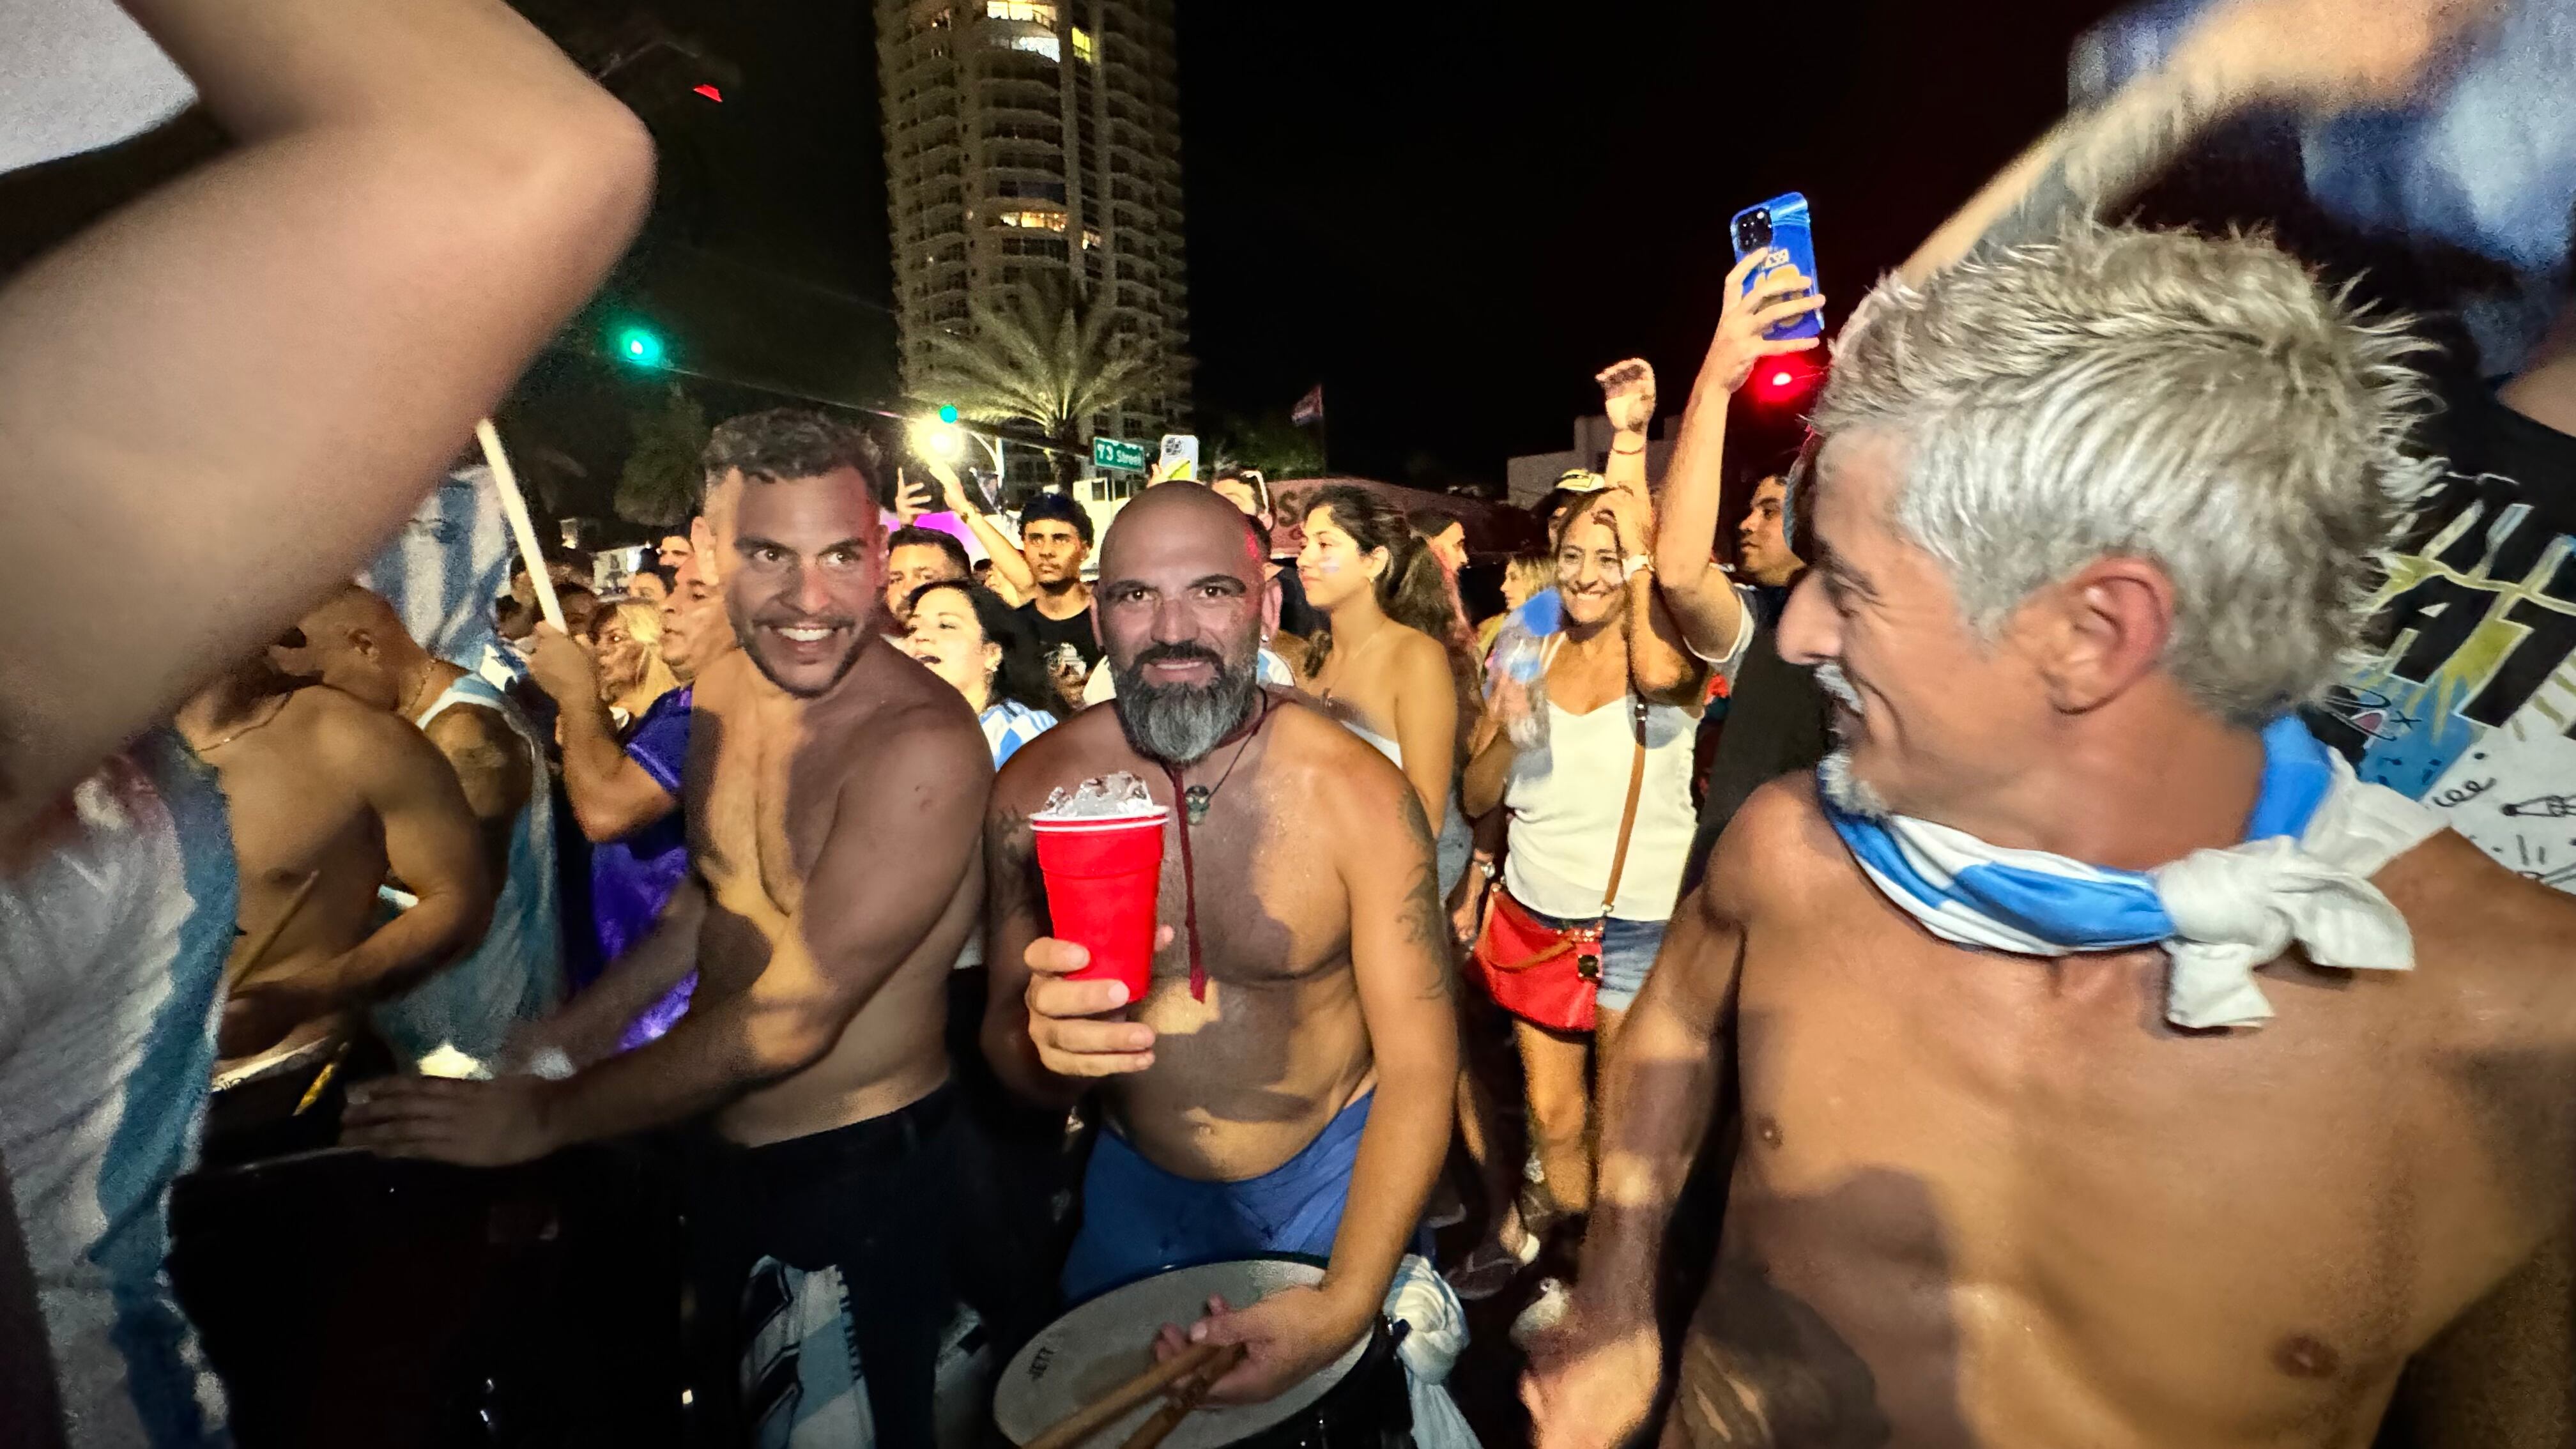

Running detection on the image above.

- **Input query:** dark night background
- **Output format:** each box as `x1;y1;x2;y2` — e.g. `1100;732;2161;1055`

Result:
0;0;2145;500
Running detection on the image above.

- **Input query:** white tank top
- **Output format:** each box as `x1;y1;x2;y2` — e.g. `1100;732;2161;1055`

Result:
1502;695;1698;922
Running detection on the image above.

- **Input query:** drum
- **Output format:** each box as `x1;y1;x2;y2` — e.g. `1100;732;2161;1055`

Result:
994;1257;1413;1448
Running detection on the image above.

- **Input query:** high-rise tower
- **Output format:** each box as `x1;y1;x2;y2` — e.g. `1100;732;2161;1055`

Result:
877;0;1193;457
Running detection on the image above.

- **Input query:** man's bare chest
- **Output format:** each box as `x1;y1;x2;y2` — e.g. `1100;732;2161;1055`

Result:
692;705;814;919
1726;894;2546;1386
215;747;380;885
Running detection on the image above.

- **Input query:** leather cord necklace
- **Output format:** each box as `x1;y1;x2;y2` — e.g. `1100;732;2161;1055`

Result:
1158;690;1278;1000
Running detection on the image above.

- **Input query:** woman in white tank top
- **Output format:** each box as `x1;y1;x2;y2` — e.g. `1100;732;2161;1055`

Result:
1457;489;1707;1285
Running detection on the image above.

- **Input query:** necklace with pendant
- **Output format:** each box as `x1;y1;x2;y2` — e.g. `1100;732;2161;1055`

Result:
1160;691;1279;999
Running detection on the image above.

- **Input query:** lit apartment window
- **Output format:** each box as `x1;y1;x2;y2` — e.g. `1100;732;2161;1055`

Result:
997;208;1068;232
1070;26;1095;63
1080;228;1102;250
985;1;1055;21
997;32;1061;61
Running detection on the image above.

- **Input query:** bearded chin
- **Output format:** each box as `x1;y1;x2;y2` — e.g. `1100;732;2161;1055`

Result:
1112;655;1261;765
1817;746;1893;820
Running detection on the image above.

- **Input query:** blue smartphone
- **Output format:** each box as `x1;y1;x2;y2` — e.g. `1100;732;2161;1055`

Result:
1731;192;1822;341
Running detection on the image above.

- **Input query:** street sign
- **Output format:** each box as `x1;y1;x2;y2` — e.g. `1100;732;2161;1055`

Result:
1092;436;1148;473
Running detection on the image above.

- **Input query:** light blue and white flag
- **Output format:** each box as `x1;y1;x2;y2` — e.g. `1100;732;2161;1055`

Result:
1825;718;2447;1029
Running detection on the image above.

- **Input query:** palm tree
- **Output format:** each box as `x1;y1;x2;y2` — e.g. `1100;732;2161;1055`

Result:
914;276;1153;489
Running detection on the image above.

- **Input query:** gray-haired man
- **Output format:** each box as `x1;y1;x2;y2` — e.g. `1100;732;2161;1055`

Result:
1526;218;2576;1449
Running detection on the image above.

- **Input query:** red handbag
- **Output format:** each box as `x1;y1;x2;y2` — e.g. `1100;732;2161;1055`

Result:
1472;697;1648;1033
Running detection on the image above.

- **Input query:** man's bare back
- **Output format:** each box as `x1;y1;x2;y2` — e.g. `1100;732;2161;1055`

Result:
183;682;488;1064
987;688;1390;1180
686;640;981;1145
1671;777;2576;1449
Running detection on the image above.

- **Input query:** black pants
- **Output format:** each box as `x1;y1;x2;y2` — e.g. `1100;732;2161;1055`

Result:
687;1084;961;1448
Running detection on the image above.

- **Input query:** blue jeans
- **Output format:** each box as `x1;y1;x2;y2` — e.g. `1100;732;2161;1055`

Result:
1516;908;1669;1013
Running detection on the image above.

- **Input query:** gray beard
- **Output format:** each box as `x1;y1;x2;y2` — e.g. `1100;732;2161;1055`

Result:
1816;746;1892;820
1110;656;1261;765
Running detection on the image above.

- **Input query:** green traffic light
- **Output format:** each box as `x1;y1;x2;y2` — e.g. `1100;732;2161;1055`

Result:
938;404;959;424
614;326;666;368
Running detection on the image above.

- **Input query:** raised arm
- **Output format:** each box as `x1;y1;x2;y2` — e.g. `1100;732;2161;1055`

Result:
1199;781;1460;1405
1523;809;1754;1449
0;0;652;836
1653;252;1826;671
1898;0;2496;283
525;626;680;843
930;459;1034;595
1596;359;1657;498
348;714;991;1162
1591;489;1708;708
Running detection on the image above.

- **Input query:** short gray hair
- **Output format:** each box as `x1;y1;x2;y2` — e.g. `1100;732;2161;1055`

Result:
1813;224;2440;725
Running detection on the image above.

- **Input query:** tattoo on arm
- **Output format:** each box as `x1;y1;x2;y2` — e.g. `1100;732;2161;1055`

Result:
1393;790;1453;1001
987;808;1045;933
1976;69;2231;259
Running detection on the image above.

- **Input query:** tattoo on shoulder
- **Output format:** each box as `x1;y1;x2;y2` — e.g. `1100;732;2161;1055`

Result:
1393;790;1453;1001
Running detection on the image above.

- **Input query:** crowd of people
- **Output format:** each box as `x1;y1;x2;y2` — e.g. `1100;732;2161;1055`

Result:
7;0;2576;1448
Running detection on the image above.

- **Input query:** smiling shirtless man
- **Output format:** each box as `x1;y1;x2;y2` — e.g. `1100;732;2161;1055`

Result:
346;408;989;1445
1521;218;2576;1448
983;482;1459;1405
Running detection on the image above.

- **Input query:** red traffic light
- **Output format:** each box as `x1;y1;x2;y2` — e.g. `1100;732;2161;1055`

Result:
1751;351;1821;406
691;83;723;102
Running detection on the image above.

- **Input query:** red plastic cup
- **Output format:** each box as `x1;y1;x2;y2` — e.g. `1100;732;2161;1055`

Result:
1029;808;1167;1002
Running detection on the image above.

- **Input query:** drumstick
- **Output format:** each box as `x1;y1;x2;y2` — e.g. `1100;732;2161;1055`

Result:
1023;1340;1225;1449
477;418;566;634
1114;1344;1245;1449
233;871;320;984
292;1041;352;1116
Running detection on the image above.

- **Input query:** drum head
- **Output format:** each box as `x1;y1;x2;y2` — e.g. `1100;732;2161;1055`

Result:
993;1257;1372;1448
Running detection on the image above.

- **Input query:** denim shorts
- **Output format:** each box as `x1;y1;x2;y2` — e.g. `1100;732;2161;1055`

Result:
1515;906;1669;1015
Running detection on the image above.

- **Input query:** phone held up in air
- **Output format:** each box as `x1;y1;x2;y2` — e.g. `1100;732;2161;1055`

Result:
1730;192;1822;341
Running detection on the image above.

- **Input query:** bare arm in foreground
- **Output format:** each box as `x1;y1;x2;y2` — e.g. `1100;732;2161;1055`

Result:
0;0;652;834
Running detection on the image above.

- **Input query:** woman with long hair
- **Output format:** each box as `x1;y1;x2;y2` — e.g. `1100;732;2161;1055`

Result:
1294;485;1479;891
1456;488;1706;1310
589;601;679;730
900;579;1061;768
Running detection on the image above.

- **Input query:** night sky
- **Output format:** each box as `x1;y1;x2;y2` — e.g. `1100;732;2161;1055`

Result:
603;0;2137;486
1173;0;2130;484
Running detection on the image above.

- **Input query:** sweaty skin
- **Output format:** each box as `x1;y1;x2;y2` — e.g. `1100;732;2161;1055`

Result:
342;463;989;1161
180;678;491;1063
981;484;1458;1406
1636;778;2576;1449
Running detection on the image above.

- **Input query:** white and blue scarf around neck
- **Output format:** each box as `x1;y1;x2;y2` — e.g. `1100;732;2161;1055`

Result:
1824;718;2447;1030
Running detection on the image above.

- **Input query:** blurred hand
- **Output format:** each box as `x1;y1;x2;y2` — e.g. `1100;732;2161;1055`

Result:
1151;1287;1374;1407
1522;1312;1663;1449
2177;0;2502;111
523;622;598;705
1596;358;1659;434
1450;868;1492;951
1022;928;1174;1077
894;471;937;523
924;457;974;515
1698;251;1827;397
343;1075;560;1167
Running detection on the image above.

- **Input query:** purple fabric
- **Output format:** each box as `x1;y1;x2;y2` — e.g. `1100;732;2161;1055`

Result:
585;686;698;1051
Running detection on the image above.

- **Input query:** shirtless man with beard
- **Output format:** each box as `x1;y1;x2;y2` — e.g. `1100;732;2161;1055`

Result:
1521;227;2576;1449
174;651;491;1081
983;482;1459;1404
346;408;990;1445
